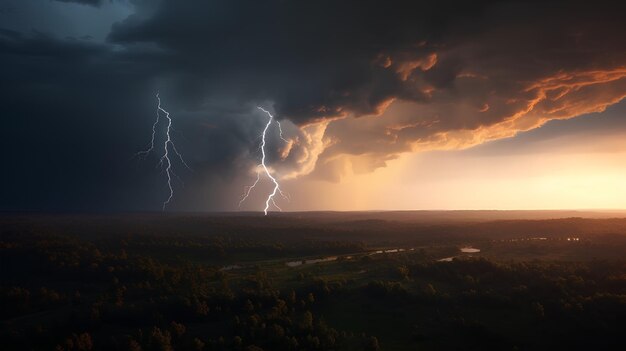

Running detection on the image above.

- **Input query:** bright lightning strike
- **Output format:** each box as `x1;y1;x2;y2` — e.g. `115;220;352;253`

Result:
137;93;190;210
239;107;289;215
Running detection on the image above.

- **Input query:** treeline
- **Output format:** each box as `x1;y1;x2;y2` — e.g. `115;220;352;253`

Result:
2;222;626;350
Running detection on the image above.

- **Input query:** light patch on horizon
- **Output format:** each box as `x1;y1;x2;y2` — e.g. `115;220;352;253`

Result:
284;102;626;211
286;148;626;211
307;67;626;183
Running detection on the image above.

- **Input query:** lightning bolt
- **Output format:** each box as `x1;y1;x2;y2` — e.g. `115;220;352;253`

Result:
137;93;190;210
238;169;260;208
239;107;289;215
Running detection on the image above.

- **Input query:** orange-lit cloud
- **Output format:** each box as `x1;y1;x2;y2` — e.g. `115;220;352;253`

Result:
106;0;626;188
286;66;625;182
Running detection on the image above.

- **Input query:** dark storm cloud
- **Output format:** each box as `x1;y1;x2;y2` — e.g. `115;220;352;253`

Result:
107;0;491;122
107;1;626;123
0;27;263;211
54;0;104;6
105;0;626;182
2;0;626;209
0;30;151;211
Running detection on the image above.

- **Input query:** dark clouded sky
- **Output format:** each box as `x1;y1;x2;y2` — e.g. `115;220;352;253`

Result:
1;0;625;212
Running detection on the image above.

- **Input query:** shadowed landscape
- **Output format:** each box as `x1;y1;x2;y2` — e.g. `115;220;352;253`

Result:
2;211;626;350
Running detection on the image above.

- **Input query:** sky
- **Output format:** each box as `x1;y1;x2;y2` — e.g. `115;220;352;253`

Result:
1;0;625;212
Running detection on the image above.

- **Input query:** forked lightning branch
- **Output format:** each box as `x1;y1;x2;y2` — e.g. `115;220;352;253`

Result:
138;96;288;215
137;93;190;210
238;107;290;215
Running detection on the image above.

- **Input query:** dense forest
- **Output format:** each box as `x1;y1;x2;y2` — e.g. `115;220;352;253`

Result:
2;213;626;350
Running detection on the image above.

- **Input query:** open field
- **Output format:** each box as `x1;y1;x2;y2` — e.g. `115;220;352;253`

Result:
2;211;626;350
